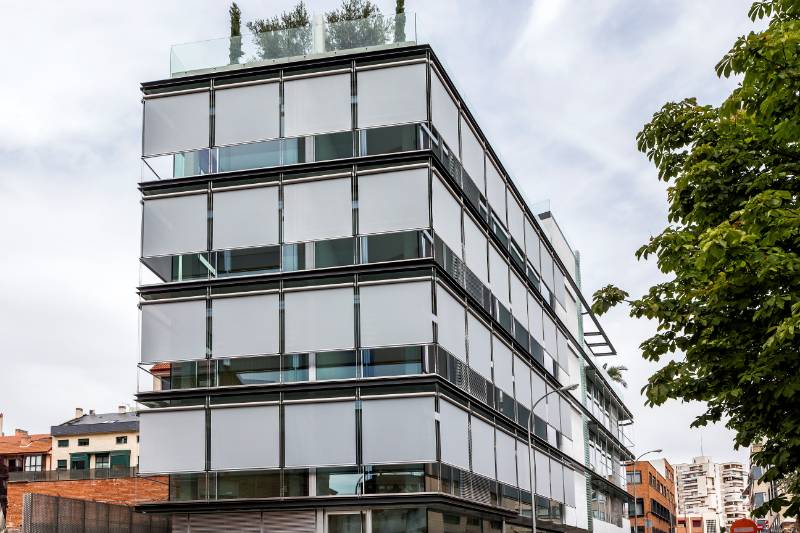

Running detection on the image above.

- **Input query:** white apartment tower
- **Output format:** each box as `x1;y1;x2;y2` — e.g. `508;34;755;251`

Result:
675;457;749;532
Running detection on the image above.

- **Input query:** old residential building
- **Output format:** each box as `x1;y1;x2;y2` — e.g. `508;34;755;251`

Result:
135;13;634;533
626;459;677;533
51;407;139;474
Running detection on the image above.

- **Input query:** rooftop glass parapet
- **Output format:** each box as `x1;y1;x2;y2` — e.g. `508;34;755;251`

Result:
170;13;417;77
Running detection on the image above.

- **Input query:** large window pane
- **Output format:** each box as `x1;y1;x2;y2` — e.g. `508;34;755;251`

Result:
212;187;279;250
470;416;495;479
211;294;279;357
363;346;423;377
315;350;358;380
359;281;433;348
143;92;209;156
284;74;351;137
210;405;279;470
432;176;462;255
496;430;517;486
464;215;488;284
284;401;355;467
362;396;436;464
357;64;426;128
214;82;279;146
284;287;354;353
534;451;550;498
141;300;206;363
489;246;510;307
460;119;484;187
358;168;429;235
371;508;426;533
430;72;459;152
493;336;514;394
283;177;352;243
436;284;466;362
467;313;492;380
142;194;207;257
139;409;205;473
217;356;280;386
439;400;469;470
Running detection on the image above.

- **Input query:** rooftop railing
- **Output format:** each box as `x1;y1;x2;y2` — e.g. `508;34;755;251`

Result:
170;13;417;77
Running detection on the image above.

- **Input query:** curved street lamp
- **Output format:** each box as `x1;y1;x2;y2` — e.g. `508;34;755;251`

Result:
527;383;579;533
632;449;664;533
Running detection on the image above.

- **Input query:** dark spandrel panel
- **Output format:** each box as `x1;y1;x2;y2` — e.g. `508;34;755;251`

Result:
501;484;520;512
210;392;279;405
216;356;280;387
362;231;422;263
363;346;423;377
514;319;530;350
510;243;526;272
217;139;281;173
461;171;485;219
517;404;531;430
216;470;281;499
315;237;356;268
360;123;419;156
529;338;545;366
282;353;309;382
496;302;513;334
282;136;308;165
170;473;209;501
497;389;516;420
283;469;310;497
217;246;280;277
316;467;361;496
315;131;354;161
534;416;548;441
139;397;205;408
316;350;359;380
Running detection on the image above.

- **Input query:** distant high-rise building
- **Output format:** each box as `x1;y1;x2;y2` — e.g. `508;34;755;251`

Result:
744;444;795;533
675;457;749;532
134;12;635;533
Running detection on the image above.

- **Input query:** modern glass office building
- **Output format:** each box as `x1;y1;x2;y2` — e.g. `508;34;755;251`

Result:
136;15;634;533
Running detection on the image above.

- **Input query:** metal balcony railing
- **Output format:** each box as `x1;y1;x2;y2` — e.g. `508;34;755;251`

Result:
8;467;137;483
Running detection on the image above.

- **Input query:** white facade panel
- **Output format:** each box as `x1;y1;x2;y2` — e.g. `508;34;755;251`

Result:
358;168;429;235
139;409;205;473
486;161;506;223
496;430;517;486
489;245;510;307
141;300;206;363
436;284;466;362
431;176;462;255
284;287;354;353
359;281;433;348
439;400;470;470
142;194;207;257
284;401;355;467
284;74;351;137
467;313;492;380
362;396;436;464
210;405;280;470
470;416;495;479
143;92;209;156
214;82;280;146
492;335;514;394
357;64;427;128
212;187;279;250
464;215;489;284
283;178;352;243
430;73;460;153
211;294;280;357
460;119;484;186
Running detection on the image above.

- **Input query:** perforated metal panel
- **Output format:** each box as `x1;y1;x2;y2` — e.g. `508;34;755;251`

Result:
190;512;261;533
263;510;317;533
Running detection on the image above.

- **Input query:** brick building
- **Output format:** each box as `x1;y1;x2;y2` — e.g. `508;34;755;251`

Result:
0;420;52;520
627;459;678;533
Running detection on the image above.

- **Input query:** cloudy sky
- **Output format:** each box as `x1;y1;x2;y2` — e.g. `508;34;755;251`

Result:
0;0;755;464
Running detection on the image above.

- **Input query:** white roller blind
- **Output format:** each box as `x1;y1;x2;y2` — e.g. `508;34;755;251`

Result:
358;168;428;235
430;73;459;152
362;396;436;464
489;246;510;307
142;194;207;257
284;74;351;137
486;161;506;223
213;187;279;250
432;176;462;255
508;197;525;247
360;281;433;348
554;266;567;307
510;272;528;324
470;416;495;479
532;372;547;418
460;119;484;186
540;246;555;291
357;64;427;128
564;467;576;507
525;220;541;272
556;329;569;370
284;287;354;353
551;461;565;503
467;313;492;380
214;82;279;146
439;400;469;470
496;430;517;486
515;356;532;410
284;401;355;467
534;451;551;497
528;293;545;349
212;294;279;357
492;336;514;394
141;300;206;363
139;409;205;473
143;92;209;156
436;285;466;362
283;177;352;243
463;215;489;284
543;313;557;357
517;440;531;491
547;388;561;431
211;405;279;470
560;397;574;440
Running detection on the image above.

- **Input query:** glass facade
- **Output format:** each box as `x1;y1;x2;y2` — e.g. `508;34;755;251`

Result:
137;46;632;533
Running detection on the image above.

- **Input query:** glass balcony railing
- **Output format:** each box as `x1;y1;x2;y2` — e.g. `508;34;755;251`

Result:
170;13;417;77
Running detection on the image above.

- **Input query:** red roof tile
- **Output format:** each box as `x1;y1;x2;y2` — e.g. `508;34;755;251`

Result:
0;434;52;455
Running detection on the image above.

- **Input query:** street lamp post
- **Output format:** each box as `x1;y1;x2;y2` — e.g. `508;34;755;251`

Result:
632;449;663;533
528;383;579;533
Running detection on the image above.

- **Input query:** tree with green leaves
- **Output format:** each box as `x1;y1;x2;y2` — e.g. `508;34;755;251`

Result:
229;2;243;65
325;0;390;50
247;1;311;59
592;0;800;518
394;0;406;43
